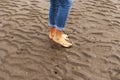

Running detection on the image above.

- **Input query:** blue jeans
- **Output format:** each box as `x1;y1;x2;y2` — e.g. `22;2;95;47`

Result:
49;0;73;30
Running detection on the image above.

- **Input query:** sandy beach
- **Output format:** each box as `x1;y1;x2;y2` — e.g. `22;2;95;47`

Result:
0;0;120;80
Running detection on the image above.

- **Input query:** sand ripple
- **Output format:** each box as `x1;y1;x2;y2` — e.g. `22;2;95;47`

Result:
0;0;120;80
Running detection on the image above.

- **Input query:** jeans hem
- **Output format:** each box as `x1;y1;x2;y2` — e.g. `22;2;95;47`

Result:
55;25;64;31
48;23;56;28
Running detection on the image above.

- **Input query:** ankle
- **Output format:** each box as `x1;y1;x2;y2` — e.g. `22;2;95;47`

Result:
55;29;63;39
50;27;55;32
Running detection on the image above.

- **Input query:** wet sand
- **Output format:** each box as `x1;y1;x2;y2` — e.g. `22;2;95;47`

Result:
0;0;120;80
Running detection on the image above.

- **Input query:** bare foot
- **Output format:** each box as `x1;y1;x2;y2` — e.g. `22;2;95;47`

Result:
52;29;72;48
49;27;69;40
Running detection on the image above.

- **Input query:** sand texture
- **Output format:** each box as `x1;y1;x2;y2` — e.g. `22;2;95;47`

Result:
0;0;120;80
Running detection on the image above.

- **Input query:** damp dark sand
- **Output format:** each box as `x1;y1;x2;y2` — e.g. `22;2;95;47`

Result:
0;0;120;80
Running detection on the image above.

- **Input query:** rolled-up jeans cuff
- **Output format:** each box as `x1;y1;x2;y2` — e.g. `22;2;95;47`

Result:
48;23;64;31
55;25;64;31
48;23;56;28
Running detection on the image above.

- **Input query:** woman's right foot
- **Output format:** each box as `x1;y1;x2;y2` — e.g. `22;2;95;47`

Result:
52;29;72;48
49;27;56;39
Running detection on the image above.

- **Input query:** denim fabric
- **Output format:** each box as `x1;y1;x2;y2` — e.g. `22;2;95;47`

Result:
49;0;73;30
